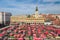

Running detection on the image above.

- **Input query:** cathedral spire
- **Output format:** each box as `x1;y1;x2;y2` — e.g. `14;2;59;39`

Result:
34;0;39;18
36;0;38;11
35;6;39;18
36;6;38;11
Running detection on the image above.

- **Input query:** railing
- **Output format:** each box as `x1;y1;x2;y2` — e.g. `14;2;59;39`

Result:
0;25;13;30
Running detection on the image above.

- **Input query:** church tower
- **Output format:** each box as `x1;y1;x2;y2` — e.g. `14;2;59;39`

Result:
35;6;39;18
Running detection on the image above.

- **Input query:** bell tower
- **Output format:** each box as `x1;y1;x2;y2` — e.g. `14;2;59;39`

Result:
35;6;39;18
36;6;38;11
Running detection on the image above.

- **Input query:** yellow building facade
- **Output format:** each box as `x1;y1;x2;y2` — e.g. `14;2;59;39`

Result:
10;7;45;23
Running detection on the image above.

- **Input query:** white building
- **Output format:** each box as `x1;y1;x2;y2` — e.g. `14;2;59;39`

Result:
0;12;12;25
44;22;52;25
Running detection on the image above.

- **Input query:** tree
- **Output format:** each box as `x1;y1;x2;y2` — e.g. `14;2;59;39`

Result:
27;15;31;18
45;19;51;22
56;16;59;20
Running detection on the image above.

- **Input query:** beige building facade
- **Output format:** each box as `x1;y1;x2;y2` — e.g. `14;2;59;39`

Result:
10;7;45;23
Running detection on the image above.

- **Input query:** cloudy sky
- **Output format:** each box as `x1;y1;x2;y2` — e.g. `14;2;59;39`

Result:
0;0;60;15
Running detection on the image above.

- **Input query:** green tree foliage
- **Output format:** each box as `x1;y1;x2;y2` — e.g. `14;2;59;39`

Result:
27;15;31;18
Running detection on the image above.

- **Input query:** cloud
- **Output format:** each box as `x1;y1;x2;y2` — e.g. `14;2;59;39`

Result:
0;0;60;15
39;4;60;14
0;4;36;15
39;0;60;4
54;1;60;4
43;0;60;2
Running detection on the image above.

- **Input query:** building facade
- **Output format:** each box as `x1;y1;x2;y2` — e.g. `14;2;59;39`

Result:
0;12;12;25
10;6;45;24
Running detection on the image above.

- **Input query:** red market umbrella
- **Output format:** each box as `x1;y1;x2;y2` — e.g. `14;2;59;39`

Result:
0;34;3;37
40;34;46;38
2;28;8;31
44;31;48;35
56;29;60;34
33;37;43;40
33;34;36;37
18;38;23;40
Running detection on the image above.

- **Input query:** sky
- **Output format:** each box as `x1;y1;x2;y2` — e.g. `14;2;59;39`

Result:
0;0;60;15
